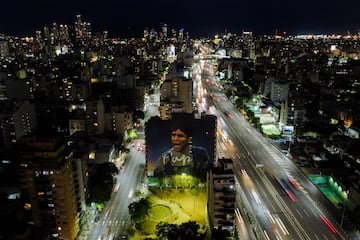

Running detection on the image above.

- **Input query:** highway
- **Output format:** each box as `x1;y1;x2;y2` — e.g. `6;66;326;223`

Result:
197;58;352;240
86;55;355;239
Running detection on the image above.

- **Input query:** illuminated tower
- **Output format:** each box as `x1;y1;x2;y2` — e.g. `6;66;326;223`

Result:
0;37;9;58
43;25;50;41
143;28;149;39
74;14;92;43
161;23;168;39
166;43;176;62
59;24;70;43
178;28;184;41
74;14;83;40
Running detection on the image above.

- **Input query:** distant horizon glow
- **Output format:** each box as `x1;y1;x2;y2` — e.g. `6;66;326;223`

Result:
1;0;360;38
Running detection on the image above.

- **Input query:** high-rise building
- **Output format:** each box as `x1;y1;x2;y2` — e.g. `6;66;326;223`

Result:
159;77;193;119
35;30;42;43
0;37;9;58
270;80;289;102
208;158;235;231
166;44;176;62
51;22;59;41
143;28;149;39
0;100;37;150
161;23;168;39
74;14;92;43
286;90;307;129
178;28;184;41
43;25;50;40
18;134;87;240
85;98;105;136
59;24;71;44
279;96;306;133
104;106;133;138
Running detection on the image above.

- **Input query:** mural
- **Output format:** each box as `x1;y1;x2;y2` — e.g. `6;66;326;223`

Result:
145;114;216;183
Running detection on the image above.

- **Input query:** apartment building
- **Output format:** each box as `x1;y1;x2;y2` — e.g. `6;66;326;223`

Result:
208;158;235;231
159;76;193;119
0;100;37;149
18;134;87;240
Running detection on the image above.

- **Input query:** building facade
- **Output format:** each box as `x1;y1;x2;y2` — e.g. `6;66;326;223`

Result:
208;158;235;231
18;134;87;240
159;77;193;119
0;100;37;149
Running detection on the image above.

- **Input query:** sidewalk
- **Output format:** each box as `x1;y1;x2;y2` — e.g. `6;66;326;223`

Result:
77;205;98;240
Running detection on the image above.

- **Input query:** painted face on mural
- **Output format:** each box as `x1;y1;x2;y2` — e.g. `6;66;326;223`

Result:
171;129;192;153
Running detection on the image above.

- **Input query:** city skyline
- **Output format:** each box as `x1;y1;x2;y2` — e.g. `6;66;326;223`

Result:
1;8;360;237
1;0;360;38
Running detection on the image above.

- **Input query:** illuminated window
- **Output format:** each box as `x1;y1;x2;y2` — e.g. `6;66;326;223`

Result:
24;203;31;210
89;152;95;160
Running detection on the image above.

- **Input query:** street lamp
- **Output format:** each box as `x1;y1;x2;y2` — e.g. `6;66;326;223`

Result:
340;190;349;227
341;205;345;227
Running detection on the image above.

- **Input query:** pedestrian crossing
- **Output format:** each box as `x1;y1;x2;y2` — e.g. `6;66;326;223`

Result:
262;144;289;171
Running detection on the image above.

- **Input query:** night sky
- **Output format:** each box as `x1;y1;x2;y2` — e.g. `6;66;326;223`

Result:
1;0;360;38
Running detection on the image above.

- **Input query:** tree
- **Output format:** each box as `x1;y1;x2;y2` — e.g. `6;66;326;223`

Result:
97;162;119;177
156;222;179;240
88;162;118;203
148;88;155;95
127;129;137;140
253;116;261;130
128;198;151;225
88;180;111;203
179;221;204;240
155;221;168;239
167;223;180;240
211;227;231;240
133;110;145;121
246;109;255;119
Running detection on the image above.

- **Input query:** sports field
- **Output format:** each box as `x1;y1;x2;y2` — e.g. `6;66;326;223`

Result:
308;175;348;209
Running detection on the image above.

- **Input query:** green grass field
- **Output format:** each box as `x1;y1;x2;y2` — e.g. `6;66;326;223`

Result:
130;187;208;239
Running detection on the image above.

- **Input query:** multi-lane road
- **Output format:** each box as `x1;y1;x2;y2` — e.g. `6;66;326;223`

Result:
198;58;355;240
87;139;146;240
86;91;161;240
86;55;358;240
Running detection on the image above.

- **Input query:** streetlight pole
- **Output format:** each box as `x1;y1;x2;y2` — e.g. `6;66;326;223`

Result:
341;190;350;228
340;203;346;228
